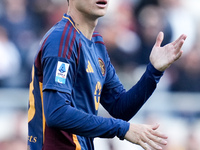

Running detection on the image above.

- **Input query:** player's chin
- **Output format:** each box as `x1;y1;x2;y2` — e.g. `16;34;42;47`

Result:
95;10;107;17
89;9;107;20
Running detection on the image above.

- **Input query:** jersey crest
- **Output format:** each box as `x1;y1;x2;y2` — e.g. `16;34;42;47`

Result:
98;58;105;76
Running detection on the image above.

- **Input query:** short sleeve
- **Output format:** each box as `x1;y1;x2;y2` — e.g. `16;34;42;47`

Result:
42;56;77;94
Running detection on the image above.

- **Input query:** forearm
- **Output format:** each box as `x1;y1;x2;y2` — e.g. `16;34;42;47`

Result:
43;90;129;140
102;63;163;121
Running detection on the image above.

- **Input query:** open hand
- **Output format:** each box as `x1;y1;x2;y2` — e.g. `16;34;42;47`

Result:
124;123;168;150
150;32;187;71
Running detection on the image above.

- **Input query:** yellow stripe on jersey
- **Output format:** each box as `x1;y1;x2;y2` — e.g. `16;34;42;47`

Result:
63;16;80;34
39;82;46;143
28;66;36;123
72;134;81;150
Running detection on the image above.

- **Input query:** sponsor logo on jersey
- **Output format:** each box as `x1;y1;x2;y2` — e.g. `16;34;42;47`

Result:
98;58;105;76
55;61;69;84
86;60;94;73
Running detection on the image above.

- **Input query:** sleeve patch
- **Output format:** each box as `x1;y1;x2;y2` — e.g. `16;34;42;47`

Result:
55;61;70;84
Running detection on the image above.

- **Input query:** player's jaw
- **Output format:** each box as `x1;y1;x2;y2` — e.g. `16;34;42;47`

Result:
69;0;109;20
91;0;109;18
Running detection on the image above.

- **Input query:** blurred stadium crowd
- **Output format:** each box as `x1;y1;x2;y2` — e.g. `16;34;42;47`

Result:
0;0;200;149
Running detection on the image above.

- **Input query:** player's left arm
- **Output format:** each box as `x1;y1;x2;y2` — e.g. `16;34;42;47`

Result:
101;62;163;121
101;32;186;121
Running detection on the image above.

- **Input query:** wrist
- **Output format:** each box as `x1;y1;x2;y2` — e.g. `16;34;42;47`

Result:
147;63;164;83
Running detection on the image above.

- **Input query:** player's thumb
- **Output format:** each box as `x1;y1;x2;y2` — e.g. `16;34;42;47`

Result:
154;32;164;47
151;123;160;130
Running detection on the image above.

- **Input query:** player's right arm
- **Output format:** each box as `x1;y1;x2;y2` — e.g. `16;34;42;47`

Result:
43;89;129;140
41;49;129;140
43;88;167;150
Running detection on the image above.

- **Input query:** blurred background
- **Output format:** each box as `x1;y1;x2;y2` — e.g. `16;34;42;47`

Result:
0;0;200;149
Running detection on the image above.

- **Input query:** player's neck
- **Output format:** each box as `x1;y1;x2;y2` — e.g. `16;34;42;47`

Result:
68;10;98;40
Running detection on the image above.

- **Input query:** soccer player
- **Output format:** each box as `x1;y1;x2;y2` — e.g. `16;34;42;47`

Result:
27;0;187;150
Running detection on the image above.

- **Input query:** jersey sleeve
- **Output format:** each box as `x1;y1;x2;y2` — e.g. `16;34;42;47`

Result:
43;90;130;140
101;54;164;121
42;51;77;94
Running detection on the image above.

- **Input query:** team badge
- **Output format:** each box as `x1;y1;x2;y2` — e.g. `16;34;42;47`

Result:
98;58;105;76
55;61;69;84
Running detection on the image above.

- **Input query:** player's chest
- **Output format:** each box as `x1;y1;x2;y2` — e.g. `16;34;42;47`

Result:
79;45;106;83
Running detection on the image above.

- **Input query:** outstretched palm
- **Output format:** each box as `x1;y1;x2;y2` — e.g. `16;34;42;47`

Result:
150;32;187;72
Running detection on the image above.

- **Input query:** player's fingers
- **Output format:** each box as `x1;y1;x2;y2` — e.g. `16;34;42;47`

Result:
174;50;183;61
142;136;163;150
151;129;168;139
151;124;168;139
148;124;168;145
168;42;184;59
154;32;164;47
172;34;187;46
175;39;185;52
148;132;168;146
172;35;187;54
138;140;151;150
151;123;160;130
147;139;163;150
